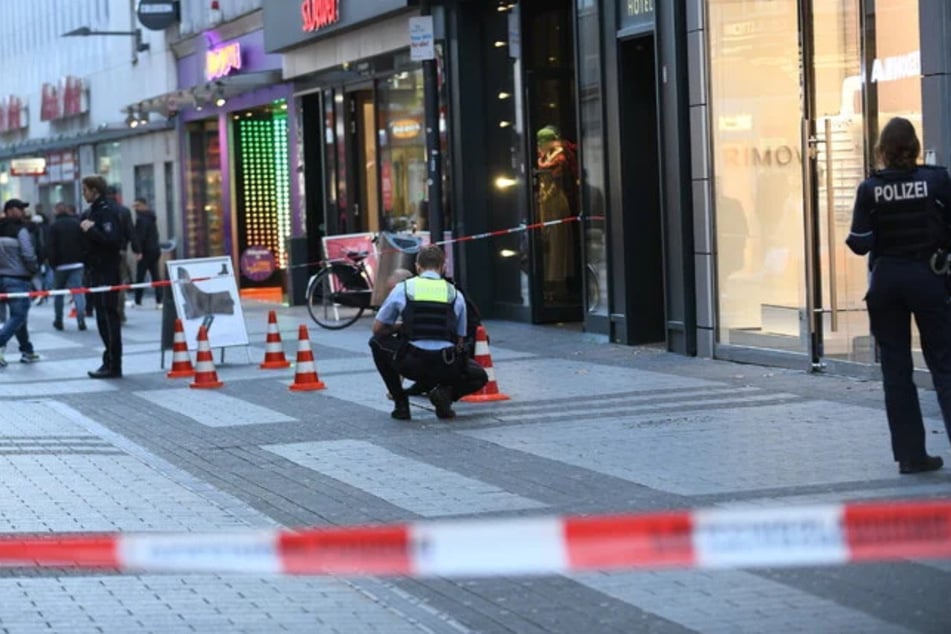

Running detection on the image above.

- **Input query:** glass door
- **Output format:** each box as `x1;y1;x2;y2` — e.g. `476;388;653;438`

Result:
801;0;869;368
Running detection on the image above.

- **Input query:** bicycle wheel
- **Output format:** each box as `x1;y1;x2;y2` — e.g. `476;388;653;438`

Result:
306;267;367;329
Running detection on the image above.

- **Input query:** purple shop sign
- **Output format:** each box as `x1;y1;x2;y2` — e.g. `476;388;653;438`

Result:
240;246;276;281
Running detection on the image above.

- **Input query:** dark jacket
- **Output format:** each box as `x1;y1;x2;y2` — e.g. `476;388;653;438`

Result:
113;201;140;254
847;165;951;261
48;212;87;268
0;218;38;279
81;196;123;274
134;208;160;256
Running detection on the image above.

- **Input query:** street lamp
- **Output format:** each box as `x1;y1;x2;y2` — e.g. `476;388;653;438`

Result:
62;26;150;53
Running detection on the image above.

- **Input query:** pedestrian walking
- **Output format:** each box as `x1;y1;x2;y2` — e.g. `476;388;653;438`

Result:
105;185;140;323
0;199;40;367
846;116;951;474
369;245;487;420
80;175;123;378
48;202;87;331
132;197;162;309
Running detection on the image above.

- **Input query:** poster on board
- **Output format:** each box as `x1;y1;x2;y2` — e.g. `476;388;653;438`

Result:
166;256;249;351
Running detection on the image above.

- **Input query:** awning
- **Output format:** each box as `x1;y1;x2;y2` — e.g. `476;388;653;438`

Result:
0;119;174;162
128;70;283;116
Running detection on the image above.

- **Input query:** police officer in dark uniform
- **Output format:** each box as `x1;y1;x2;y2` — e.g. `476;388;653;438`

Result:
80;175;124;379
846;117;951;474
369;245;488;420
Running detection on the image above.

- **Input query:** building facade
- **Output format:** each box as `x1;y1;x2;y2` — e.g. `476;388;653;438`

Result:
0;0;178;239
158;0;951;383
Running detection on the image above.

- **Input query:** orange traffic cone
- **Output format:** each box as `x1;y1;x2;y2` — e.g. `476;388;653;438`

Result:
189;325;224;389
461;325;510;402
289;324;326;391
166;318;196;378
68;305;77;319
260;310;291;369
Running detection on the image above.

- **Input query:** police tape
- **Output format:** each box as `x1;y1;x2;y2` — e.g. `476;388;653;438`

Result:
0;499;947;575
0;276;222;302
287;215;602;270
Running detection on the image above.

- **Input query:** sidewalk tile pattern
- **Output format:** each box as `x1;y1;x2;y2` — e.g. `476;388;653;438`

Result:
265;440;546;517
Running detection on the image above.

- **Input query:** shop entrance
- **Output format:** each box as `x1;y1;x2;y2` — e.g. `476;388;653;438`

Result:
345;87;380;236
617;34;665;344
711;0;922;371
521;0;583;323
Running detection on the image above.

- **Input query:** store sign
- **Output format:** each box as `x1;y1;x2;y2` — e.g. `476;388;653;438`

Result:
264;0;411;53
869;51;920;83
390;118;421;140
10;157;46;177
206;41;242;81
0;96;27;133
40;76;88;122
137;0;180;31
301;0;340;32
240;246;276;281
618;0;655;32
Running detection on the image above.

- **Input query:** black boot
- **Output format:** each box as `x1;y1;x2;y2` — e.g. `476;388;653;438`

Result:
88;366;122;379
391;399;411;420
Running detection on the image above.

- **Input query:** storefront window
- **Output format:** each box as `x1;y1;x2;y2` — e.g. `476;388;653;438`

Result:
96;142;122;188
867;0;922;151
576;0;607;317
709;0;806;352
183;120;224;257
710;0;922;366
377;69;426;233
487;2;529;309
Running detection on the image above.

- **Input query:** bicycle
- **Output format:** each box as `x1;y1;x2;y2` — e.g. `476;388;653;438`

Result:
306;250;376;329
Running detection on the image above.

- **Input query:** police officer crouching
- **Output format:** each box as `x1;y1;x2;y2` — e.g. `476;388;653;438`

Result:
369;245;488;420
846;116;951;474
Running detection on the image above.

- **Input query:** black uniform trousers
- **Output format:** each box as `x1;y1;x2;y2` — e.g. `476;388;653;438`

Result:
866;257;951;461
88;268;123;372
369;335;488;403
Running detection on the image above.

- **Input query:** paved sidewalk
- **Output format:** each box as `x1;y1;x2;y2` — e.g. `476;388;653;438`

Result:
0;297;947;633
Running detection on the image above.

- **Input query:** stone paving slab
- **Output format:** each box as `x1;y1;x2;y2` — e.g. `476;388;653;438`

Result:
265;439;546;517
460;400;914;495
134;389;297;428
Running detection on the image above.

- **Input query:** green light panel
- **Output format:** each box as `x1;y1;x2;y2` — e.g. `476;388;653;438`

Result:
273;110;290;268
237;109;290;269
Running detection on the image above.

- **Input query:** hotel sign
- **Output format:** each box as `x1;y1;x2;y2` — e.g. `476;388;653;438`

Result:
619;0;655;33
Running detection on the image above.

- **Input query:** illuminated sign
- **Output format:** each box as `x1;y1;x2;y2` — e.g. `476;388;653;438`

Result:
301;0;340;32
390;118;421;140
206;41;242;81
10;157;47;177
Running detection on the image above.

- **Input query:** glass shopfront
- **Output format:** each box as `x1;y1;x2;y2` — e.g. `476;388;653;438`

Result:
317;53;442;242
183;120;225;257
710;0;923;368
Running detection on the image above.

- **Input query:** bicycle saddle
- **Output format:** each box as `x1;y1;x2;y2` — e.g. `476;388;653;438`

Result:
345;250;369;262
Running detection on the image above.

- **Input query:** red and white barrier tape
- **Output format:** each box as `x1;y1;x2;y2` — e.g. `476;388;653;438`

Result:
0;276;221;302
0;500;947;575
289;215;604;270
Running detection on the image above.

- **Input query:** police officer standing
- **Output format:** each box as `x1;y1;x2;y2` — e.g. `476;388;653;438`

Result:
80;175;124;378
369;245;488;420
846;117;951;474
